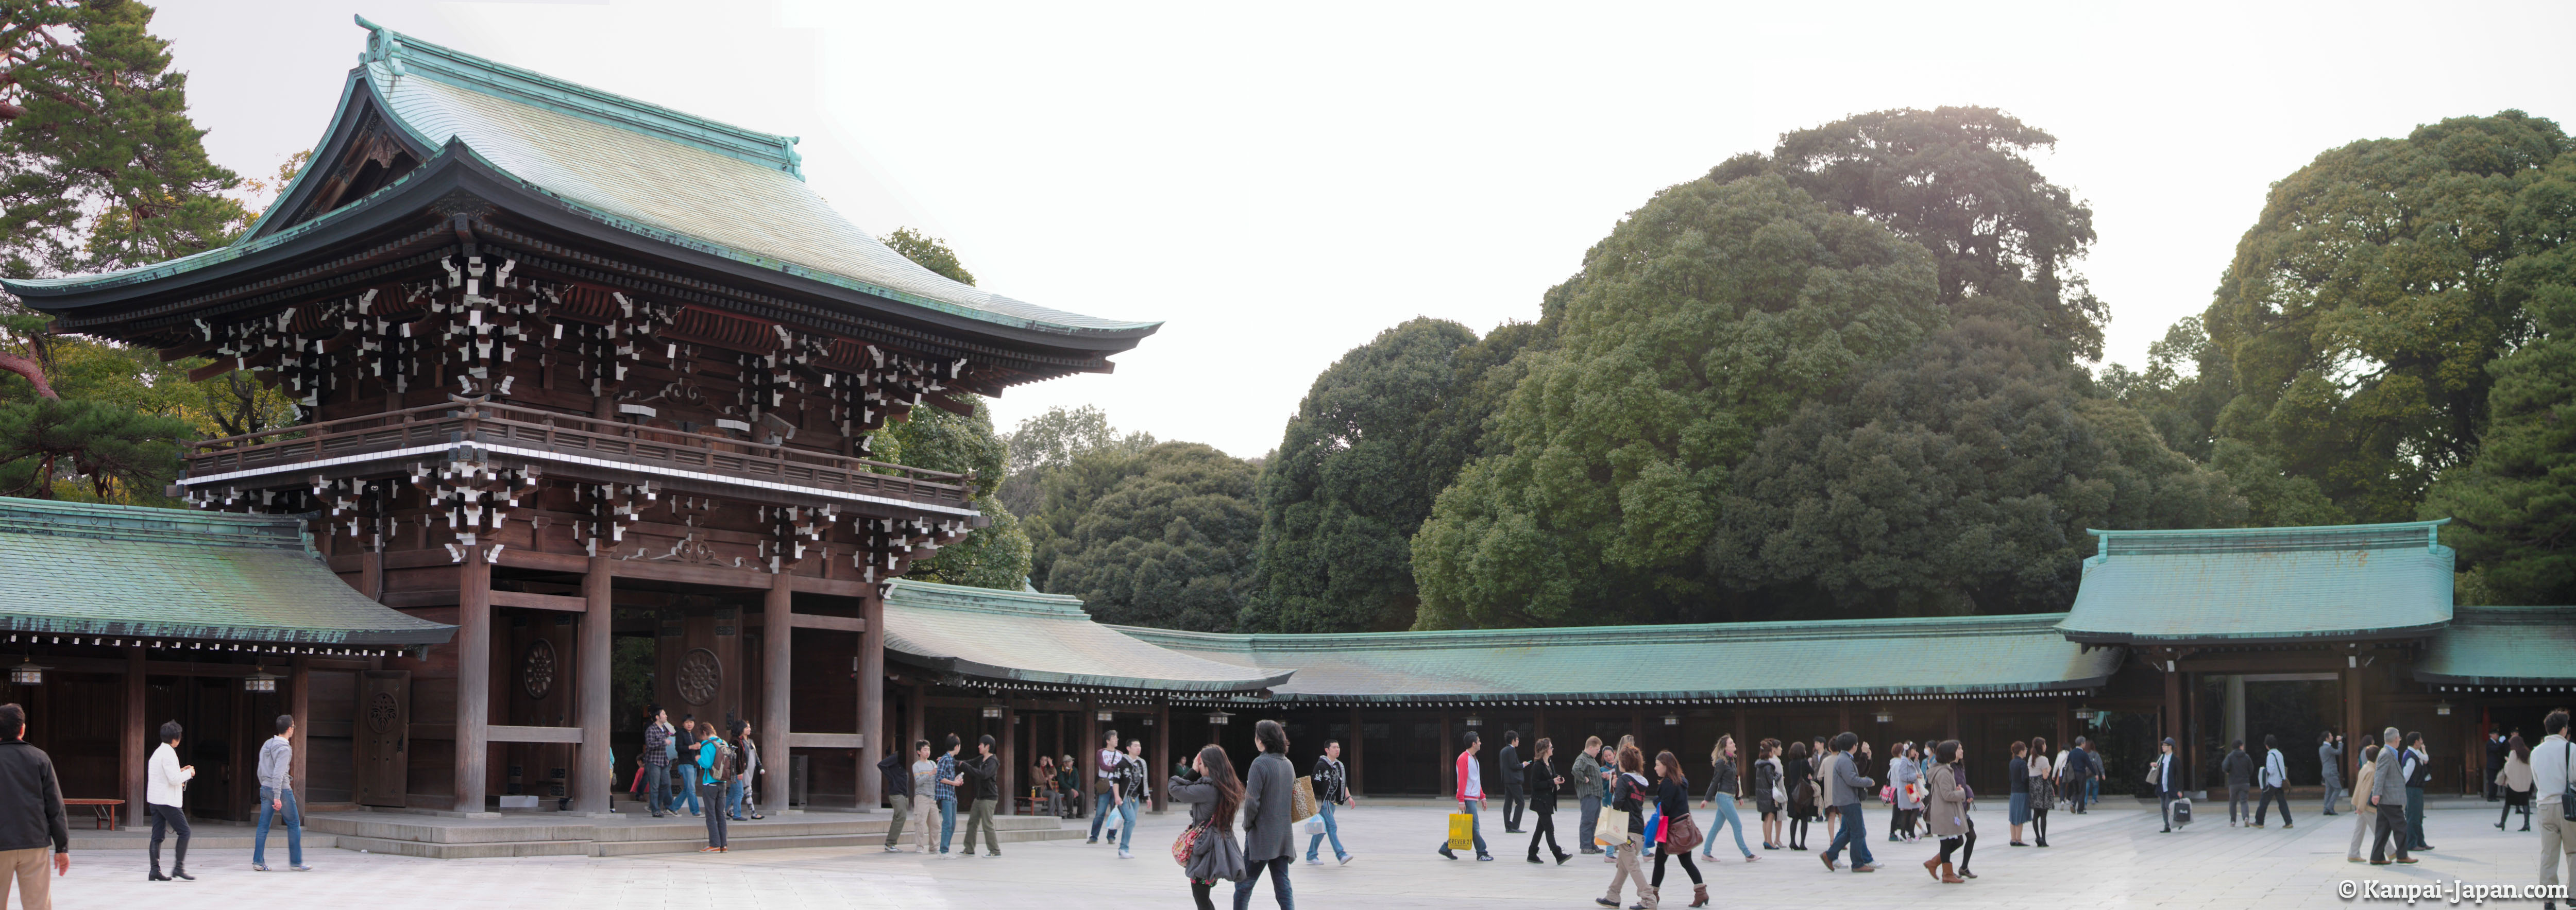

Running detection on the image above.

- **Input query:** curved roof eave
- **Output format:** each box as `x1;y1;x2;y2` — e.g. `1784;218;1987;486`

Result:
893;652;1294;695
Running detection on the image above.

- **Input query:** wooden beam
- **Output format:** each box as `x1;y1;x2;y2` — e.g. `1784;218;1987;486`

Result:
122;648;146;827
786;574;880;598
788;732;865;748
1002;702;1018;815
491;590;587;613
291;656;312;798
788;613;866;633
495;549;587;574
488;725;584;744
575;554;613;814
455;548;492;813
761;573;792;814
859;589;886;810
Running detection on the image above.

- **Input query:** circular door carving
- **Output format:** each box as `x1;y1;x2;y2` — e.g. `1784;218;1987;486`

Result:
366;691;399;733
521;639;558;700
676;647;721;706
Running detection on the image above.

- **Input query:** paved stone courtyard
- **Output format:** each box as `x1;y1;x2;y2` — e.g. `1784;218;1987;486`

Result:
42;801;2565;908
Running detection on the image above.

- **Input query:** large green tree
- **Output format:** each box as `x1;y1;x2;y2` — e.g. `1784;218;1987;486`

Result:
2202;111;2573;523
873;396;1031;590
1035;441;1260;631
1711;319;2245;617
2418;148;2576;604
996;404;1155;519
879;227;975;286
1409;174;1943;629
1713;106;2106;362
1246;317;1480;632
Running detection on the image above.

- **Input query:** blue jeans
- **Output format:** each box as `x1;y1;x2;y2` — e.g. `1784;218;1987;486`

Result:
1443;798;1487;854
1306;800;1346;860
1701;796;1752;858
726;778;747;818
253;786;301;868
937;795;958;852
1089;789;1117;840
671;770;701;814
643;763;671;814
1233;855;1294;910
1823;801;1871;866
1116;798;1139;850
2086;777;2098;804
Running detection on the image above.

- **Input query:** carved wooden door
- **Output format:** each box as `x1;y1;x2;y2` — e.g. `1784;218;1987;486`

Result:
354;671;410;807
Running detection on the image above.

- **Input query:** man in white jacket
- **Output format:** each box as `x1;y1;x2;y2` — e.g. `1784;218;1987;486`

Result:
146;720;195;881
2534;710;2573;899
2254;734;2293;829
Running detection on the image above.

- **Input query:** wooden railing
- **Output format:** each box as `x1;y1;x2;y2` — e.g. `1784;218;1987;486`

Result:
183;399;974;509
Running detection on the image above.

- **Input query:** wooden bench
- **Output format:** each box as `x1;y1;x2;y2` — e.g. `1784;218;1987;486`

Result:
63;798;121;831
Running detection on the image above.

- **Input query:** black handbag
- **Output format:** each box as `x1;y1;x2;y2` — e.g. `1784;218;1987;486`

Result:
2561;742;2575;822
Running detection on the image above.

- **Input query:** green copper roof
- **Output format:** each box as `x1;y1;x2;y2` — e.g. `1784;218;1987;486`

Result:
0;497;456;646
2415;606;2576;685
2;18;1157;339
1116;613;2120;704
2056;521;2455;645
881;579;1291;693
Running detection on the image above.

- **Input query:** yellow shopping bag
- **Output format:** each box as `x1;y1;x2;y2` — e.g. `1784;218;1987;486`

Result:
1447;812;1476;851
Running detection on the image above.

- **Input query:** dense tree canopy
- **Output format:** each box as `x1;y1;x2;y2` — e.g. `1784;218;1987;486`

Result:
1410;174;1943;629
1033;442;1260;631
2201;111;2574;523
873;396;1031;590
879;227;976;286
1246;317;1480;632
996;404;1156;519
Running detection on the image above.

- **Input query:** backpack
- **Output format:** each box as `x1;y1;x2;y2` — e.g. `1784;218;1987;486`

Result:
703;738;736;781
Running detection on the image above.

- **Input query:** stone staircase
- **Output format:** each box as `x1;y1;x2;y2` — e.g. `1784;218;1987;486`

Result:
303;809;1076;860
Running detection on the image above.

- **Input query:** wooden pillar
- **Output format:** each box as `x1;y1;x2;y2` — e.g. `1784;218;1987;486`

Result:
122;647;146;828
1152;700;1170;813
362;550;386;603
1001;703;1018;815
290;656;311;800
1837;704;1853;737
906;685;925;758
455;546;492;813
1439;708;1454;796
857;588;885;810
1347;705;1365;797
2343;657;2365;783
574;554;613;814
1945;702;1960;742
761;573;792;813
1533;705;1549;754
1082;695;1099;757
1733;708;1750;766
1629;707;1644;745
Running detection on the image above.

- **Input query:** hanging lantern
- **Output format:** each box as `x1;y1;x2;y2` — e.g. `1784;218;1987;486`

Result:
243;666;281;694
1660;712;1680;727
1464;714;1483;728
1206;709;1233;727
7;657;46;686
2435;700;2453;716
1873;708;1894;724
1142;716;1155;727
2072;704;2096;722
980;702;1004;719
1095;710;1114;723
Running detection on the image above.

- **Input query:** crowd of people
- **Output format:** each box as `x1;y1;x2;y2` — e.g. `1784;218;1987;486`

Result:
633;705;767;852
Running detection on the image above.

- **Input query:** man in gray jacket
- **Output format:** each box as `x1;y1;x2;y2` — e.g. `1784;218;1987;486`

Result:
253;714;308;872
1820;732;1878;872
2319;732;2345;817
0;703;69;910
1235;719;1297;910
1572;737;1606;854
2368;725;2414;865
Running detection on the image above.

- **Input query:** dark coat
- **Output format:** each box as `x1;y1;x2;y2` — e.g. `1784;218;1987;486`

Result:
1239;751;1297;861
963;753;1001;801
876;753;913;798
1500;744;1522;791
0;739;68;853
1169;776;1246;881
1525;757;1559;813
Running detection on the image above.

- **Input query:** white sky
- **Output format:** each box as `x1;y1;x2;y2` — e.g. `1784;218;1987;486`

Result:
149;0;2576;458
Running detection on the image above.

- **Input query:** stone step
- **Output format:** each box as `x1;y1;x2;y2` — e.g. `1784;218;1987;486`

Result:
70;831;342;852
591;825;1078;857
333;834;590;860
302;809;1074;859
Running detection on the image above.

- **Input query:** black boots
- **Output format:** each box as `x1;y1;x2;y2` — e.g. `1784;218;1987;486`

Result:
149;861;168;881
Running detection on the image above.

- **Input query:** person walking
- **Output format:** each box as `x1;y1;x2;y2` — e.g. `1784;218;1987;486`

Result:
2403;731;2433;851
1306;739;1357;865
727;720;762;821
2500;733;2535;831
252;714;307;871
2490;731;2511;802
2255;734;2294;829
1697;735;1755;863
1753;739;1784;850
2083;739;2104;809
1820;732;1878;872
2533;711;2575;903
1886;741;1918;844
145;720;194;881
693;723;733;852
1501;730;1527;834
2061;732;2081;809
1113;739;1149;858
2006;741;2032;846
0;704;69;909
1088;729;1123;844
2151;737;2181;833
1919;740;1970;884
1437;730;1492;861
961;735;1004;857
1172;745;1247;910
642;706;674;817
1235;719;1296;910
1783;740;1815;850
1649;751;1708;908
1526;737;1569;865
2026;736;2055;847
1597;744;1651;909
2223;740;2255;826
2321;731;2347;817
2369;726;2415;865
1573;736;1606;856
880;739;925;853
2346;741;2380;862
936;734;963;855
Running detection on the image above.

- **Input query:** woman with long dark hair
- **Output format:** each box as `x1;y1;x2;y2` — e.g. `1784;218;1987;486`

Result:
2026;736;2054;848
1597;745;1651;909
1920;739;1972;883
2497;733;2532;831
1652;751;1708;907
1527;737;1570;864
1783;740;1815;850
1753;739;1784;850
1171;744;1247;910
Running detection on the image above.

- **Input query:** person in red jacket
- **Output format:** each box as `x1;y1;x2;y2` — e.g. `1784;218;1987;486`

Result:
1438;731;1494;861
